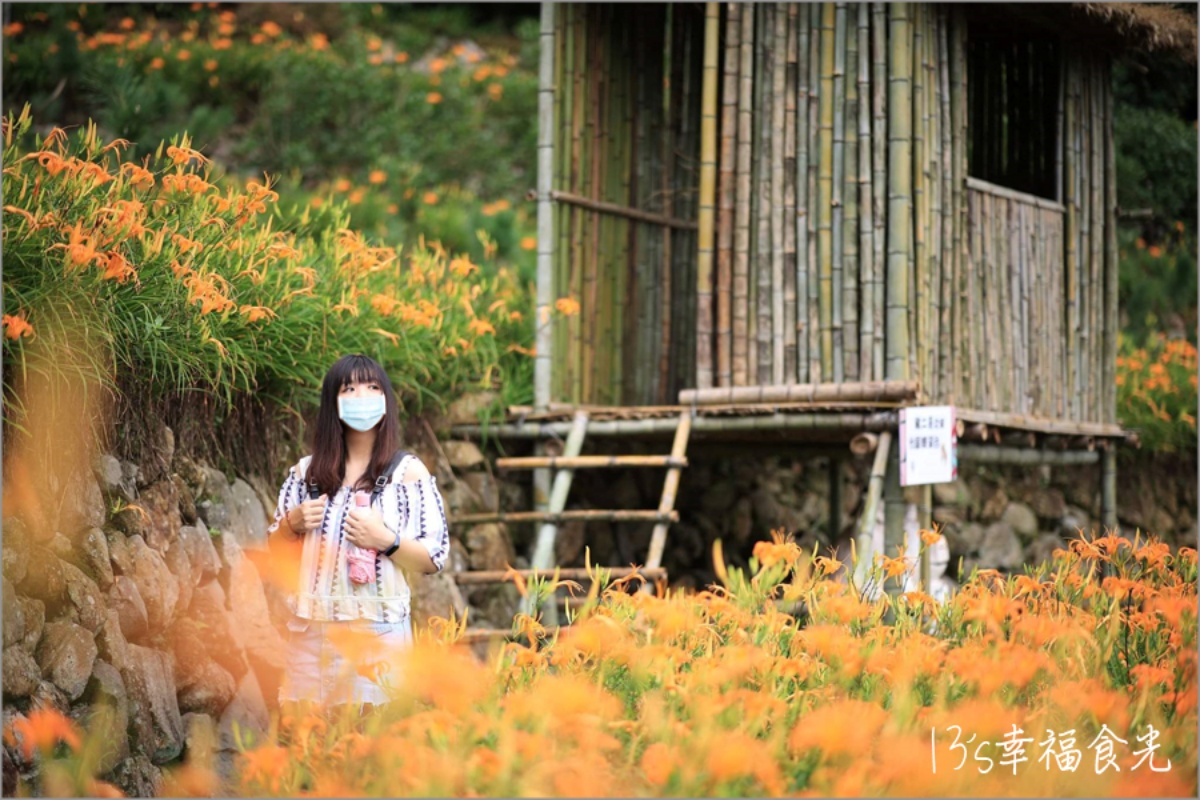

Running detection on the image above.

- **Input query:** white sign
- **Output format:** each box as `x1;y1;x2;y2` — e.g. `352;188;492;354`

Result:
899;406;957;486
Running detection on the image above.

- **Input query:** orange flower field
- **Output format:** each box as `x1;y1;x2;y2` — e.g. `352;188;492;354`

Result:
7;531;1196;797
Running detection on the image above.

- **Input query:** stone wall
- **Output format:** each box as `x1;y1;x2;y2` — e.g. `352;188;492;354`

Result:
1;425;469;797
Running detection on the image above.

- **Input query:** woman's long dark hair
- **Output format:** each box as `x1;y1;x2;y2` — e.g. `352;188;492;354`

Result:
307;354;401;496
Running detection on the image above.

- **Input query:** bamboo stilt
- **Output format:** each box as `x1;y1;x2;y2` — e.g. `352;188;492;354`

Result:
717;2;740;389
843;2;860;383
695;2;720;391
857;5;873;382
883;437;904;595
784;6;799;384
818;3;836;380
854;429;890;586
796;7;811;384
1101;446;1117;531
885;3;912;383
733;5;753;387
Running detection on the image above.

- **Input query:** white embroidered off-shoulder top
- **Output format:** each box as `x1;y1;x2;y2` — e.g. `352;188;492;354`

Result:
266;453;450;623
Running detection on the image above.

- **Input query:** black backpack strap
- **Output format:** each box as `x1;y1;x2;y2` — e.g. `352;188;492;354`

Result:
369;450;411;505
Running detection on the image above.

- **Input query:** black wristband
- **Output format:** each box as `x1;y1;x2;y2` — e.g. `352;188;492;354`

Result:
383;531;401;558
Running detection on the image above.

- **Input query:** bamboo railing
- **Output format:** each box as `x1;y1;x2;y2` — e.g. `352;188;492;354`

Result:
544;3;1119;426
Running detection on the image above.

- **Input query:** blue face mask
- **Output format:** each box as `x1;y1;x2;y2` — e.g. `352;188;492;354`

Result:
338;394;386;432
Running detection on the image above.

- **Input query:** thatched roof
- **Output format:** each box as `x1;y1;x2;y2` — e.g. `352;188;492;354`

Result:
1071;3;1197;62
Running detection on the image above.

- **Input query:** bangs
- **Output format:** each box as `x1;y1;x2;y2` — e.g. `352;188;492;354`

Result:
329;354;388;389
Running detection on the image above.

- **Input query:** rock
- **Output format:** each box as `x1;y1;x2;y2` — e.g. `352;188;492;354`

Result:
108;576;150;643
172;475;198;525
445;390;499;424
3;647;41;699
197;478;269;554
3;581;23;648
17;598;44;655
411;572;468;630
447;539;469;574
3;522;30;585
93;455;136;503
465;523;515;572
218;670;269;753
85;660;130;772
96;610;133;675
108;535;179;634
465;584;519;630
56;466;106;537
442;478;485;517
698;481;738;518
60;563;106;633
462;471;500;513
1001;502;1040;542
554;520;586;566
35;621;98;701
932;506;964;526
172;455;206;496
109;753;163;799
178;520;222;582
1060;505;1092;538
177;658;236;719
226;557;286;676
109;507;149;539
139;480;183;554
944;522;985;557
75;528;114;591
121;644;184;765
751;486;786;533
1027;488;1065;521
189;580;248;680
1027;533;1066;567
977;522;1024;571
17;547;66;609
163;540;195;616
933;480;971;507
441;441;485;470
31;681;69;713
979;486;1009;522
139;422;176;488
729;497;754;546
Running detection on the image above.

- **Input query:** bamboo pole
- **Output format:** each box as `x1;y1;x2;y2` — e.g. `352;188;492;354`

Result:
796;6;811;384
454;566;668;586
660;8;678;404
831;1;847;383
452;411;900;440
1064;56;1079;420
843;2;860;383
1101;445;1117;531
818;3;836;380
1090;61;1104;424
537;3;556;412
912;3;927;399
498;455;688;470
754;4;773;385
807;4;822;382
570;10;585;404
849;431;879;456
717;2;740;388
937;11;952;403
679;379;919;405
857;5;873;382
784;6;799;384
549;191;697;229
695;2;720;391
950;8;966;404
645;411;693;571
853;429;890;586
885;3;912;383
771;4;788;385
1103;61;1117;425
582;12;600;404
871;3;887;381
733;5;754;386
955;446;1101;466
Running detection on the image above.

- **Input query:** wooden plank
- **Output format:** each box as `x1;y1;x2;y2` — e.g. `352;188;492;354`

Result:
497;455;688;470
453;566;668;586
454;509;680;525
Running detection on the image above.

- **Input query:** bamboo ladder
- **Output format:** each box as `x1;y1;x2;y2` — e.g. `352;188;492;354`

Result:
447;409;693;636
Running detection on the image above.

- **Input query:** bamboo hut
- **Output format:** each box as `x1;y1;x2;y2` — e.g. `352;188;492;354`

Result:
449;3;1196;616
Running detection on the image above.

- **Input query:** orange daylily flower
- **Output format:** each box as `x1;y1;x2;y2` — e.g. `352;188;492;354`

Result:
2;313;34;341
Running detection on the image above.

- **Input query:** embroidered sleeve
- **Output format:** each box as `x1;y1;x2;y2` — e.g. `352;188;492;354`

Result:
266;459;307;537
397;476;450;573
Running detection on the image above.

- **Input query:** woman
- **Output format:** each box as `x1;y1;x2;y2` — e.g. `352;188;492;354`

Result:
267;354;449;707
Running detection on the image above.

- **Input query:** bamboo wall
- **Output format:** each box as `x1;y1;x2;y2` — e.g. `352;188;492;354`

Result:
544;2;1120;425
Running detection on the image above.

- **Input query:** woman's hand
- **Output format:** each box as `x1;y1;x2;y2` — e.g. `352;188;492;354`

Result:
286;495;328;535
344;506;395;552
